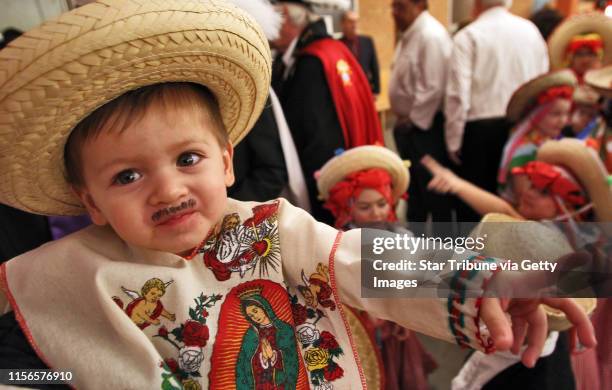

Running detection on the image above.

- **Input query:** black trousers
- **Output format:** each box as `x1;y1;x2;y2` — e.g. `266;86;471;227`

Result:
455;118;510;222
393;112;453;229
483;332;575;390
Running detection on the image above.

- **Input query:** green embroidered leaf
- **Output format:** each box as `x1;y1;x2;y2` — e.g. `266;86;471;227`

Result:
311;369;324;382
189;308;197;321
171;325;184;343
160;374;181;390
330;347;343;357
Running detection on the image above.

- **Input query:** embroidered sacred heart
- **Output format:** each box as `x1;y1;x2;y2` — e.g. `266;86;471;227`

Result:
251;239;270;256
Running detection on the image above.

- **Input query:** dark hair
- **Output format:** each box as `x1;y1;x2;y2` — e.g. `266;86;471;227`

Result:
530;6;563;41
64;82;228;187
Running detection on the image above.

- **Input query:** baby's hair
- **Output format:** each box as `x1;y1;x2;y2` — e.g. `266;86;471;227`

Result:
64;82;228;187
141;278;167;297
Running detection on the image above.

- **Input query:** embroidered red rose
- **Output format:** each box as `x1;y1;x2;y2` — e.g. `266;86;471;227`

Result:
182;320;209;347
323;364;344;381
291;302;308;325
164;358;179;373
201;308;209;318
158;326;169;338
319;331;340;350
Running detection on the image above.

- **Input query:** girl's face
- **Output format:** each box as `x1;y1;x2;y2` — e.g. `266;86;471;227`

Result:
516;181;558;220
571;47;601;76
350;188;392;225
537;98;572;138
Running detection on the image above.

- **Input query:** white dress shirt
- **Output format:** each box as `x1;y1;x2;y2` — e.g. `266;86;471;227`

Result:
444;6;549;152
389;11;452;130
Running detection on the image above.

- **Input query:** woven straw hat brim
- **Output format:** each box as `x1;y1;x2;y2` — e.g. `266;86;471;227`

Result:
316;146;409;202
538;139;612;222
573;84;600;105
548;12;612;70
0;0;271;216
585;65;612;98
473;213;597;331
506;70;577;122
344;305;383;389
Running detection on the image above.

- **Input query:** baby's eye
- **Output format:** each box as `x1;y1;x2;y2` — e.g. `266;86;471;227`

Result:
114;169;141;185
177;152;202;167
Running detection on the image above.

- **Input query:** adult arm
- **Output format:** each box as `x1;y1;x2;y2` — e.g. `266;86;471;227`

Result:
409;32;451;130
445;31;474;154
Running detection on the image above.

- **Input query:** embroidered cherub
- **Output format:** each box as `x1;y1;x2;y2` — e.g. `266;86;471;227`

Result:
113;278;176;329
297;263;336;311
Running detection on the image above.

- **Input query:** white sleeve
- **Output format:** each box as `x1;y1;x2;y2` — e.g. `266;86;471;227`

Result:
278;199;499;352
409;33;451;130
445;31;474;153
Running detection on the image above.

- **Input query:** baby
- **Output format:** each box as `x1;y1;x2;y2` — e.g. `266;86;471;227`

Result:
0;1;596;389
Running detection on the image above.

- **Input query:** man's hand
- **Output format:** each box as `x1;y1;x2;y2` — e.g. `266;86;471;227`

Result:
481;297;596;367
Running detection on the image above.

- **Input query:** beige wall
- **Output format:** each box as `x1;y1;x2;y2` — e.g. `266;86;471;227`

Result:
357;0;395;110
510;0;535;17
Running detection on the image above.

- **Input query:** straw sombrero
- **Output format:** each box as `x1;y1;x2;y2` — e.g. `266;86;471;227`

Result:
548;12;612;70
585;65;612;98
506;70;577;122
573;84;600;105
538;139;612;222
316;146;410;201
0;0;271;216
344;305;384;390
471;213;597;331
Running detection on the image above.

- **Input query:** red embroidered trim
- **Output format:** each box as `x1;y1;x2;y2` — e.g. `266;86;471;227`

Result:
0;263;77;390
327;231;368;389
474;268;502;354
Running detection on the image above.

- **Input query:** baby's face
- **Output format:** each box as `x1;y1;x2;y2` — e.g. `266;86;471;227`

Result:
75;104;234;255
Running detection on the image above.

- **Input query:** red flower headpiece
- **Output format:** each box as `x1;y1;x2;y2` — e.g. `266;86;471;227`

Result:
565;33;604;56
511;161;587;207
324;168;397;228
536;85;574;106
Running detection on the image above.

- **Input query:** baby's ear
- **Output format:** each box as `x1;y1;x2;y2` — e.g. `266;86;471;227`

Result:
223;142;235;187
71;186;108;226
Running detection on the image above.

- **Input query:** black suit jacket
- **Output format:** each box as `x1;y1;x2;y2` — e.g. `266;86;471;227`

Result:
340;35;380;94
228;99;288;202
0;204;52;264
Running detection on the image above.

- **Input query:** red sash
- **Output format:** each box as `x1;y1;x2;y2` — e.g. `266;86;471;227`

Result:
300;38;383;148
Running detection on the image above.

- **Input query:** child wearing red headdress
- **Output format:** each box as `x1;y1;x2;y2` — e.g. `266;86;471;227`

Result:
317;145;437;390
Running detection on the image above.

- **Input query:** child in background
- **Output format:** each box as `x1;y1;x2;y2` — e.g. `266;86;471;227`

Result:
498;70;577;201
547;12;611;82
317;145;437;390
426;139;610;224
0;1;596;389
585;65;612;172
423;139;611;389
